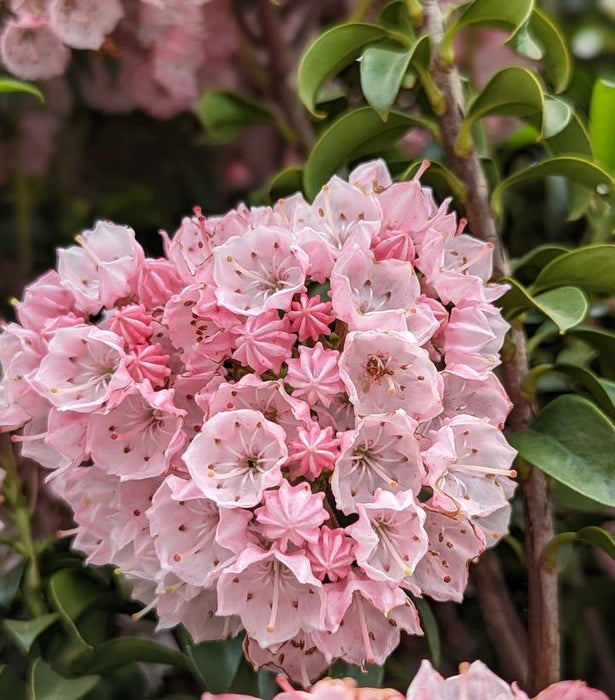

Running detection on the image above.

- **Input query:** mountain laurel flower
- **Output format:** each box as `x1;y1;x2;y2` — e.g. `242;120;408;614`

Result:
3;160;516;685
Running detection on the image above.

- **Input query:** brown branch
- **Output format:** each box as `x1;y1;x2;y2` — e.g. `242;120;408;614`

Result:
420;1;559;693
258;0;315;159
471;551;529;686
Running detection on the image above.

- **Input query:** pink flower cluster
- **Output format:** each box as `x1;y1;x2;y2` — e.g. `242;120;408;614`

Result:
0;0;237;119
1;159;517;685
204;660;608;699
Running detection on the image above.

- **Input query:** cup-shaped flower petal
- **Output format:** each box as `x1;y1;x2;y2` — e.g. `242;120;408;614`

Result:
88;382;186;480
0;15;70;80
339;331;442;420
148;475;251;586
332;410;424;514
17;270;76;334
286;343;344;407
313;573;421;666
161;214;213;284
305;526;355;582
184;409;286;508
407;659;514;699
346;489;428;588
33;325;132;412
255;480;328;551
330;246;420;331
111;304;153;349
216;545;326;647
423;415;517;518
50;0;124;50
213;226;308;315
411;509;485;602
440;370;512;430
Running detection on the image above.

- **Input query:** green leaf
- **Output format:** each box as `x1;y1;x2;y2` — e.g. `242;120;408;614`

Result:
187;635;244;693
31;659;99;700
509;395;615;507
490;155;615;217
267;166;304;202
360;43;413;119
532;244;615;294
413;596;441;668
0;559;25;610
4;613;60;654
303;106;436;199
527;7;572;93
298;24;396;117
197;91;278;143
400;160;467;203
499;279;588;332
544;526;615;570
542;96;572;139
48;570;102;651
0;664;26;700
378;0;416;39
510;245;569;283
457;67;544;155
73;637;190;675
590;79;615;175
0;76;43;101
567;327;615;379
440;0;533;65
555;363;615;421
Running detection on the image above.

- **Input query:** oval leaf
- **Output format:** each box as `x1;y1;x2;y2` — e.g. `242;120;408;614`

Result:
491;155;615;217
74;637;191;675
187;635;244;693
31;659;99;700
527;7;572;93
360;43;413;119
298;24;395;117
532;244;615;294
303;106;436;199
197;90;277;143
0;76;43;100
4;613;60;654
555;363;615;422
568;327;615;379
509;395;615;507
590;79;615;175
510;245;569;283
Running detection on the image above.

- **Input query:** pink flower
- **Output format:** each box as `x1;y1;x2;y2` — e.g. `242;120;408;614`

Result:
161;212;213;284
332;410;424;514
111;304;153;349
407;659;515;699
306;526;355;582
213;226;308;315
126;343;171;388
288;423;340;480
137;257;183;309
216;545;326;647
287;293;334;342
440;370;512;429
33;325;132;412
330;246;420;332
49;0;124;50
0;15;70;80
255;480;328;551
286;343;344;407
184;409;286;507
232;311;295;374
339;331;442;421
346;489;428;587
16;270;77;333
58;221;144;313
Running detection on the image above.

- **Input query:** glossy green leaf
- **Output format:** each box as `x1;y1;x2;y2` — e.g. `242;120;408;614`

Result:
378;0;416;38
555;363;615;422
0;664;26;700
544;526;615;570
303;106;436;199
197;90;278;143
440;0;533;65
187;635;244;693
568;327;615;379
267;166;304;202
413;596;441;668
542;96;572;139
510;245;569;283
298;24;396;117
400;160;467;203
360;43;413;119
457;67;544;155
73;637;190;675
527;7;572;93
31;659;99;700
0;559;25;610
48;570;102;651
532;244;615;294
509;395;615;507
4;613;60;654
590;78;615;175
0;76;43;100
491;155;615;217
499;279;588;332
